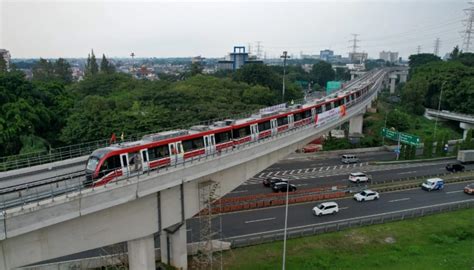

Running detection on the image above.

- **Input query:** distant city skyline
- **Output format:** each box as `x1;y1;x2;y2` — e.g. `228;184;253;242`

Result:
1;0;468;59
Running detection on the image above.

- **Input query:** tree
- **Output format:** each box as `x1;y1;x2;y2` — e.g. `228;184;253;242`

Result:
310;61;335;87
190;62;203;76
85;50;99;77
32;58;54;81
435;135;444;157
100;54;115;74
410;145;417;159
450;46;461;60
408;53;441;70
423;136;433;158
0;57;6;73
387;109;410;132
334;67;350;81
461;129;473;150
234;63;280;92
242;85;275;105
401;78;428;115
54;58;72;84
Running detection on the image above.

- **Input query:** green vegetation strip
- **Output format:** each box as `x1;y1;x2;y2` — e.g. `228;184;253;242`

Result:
219;208;474;270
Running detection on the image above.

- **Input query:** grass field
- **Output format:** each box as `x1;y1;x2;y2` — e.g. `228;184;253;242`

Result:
219;208;474;270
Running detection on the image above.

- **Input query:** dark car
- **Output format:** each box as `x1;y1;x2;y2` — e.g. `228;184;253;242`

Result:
272;182;297;192
446;163;465;172
263;177;288;187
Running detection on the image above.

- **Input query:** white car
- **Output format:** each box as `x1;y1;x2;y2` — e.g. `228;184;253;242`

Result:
349;172;370;183
312;202;339;216
354;190;380;202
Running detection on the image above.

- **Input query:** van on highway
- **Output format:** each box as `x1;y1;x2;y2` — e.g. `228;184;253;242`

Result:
421;178;444;191
341;154;359;164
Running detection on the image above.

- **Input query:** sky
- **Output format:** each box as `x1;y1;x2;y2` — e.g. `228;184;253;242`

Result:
0;0;470;59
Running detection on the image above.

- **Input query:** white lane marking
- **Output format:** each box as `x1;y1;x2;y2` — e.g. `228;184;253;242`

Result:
389;198;411;203
295;183;307;186
258;173;266;178
319;167;323;171
339;165;344;169
397;171;417;175
230;190;248;194
446;190;463;194
353;164;357;168
282;171;288;175
346;165;350;169
297;169;302;174
326;167;330;171
245;217;276;224
289;170;295;174
267;172;273;176
359;163;363;167
339;207;349;210
274;171;281;176
333;166;337;170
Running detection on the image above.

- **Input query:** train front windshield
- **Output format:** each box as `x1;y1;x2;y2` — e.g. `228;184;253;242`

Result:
86;157;100;172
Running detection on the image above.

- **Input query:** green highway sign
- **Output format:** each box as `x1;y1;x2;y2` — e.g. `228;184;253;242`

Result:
381;128;398;141
381;128;420;146
399;132;421;146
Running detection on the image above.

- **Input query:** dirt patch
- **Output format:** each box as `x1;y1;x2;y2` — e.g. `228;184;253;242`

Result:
384;236;396;244
345;231;369;244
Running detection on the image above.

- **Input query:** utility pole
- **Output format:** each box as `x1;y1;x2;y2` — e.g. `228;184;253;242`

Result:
248;43;252;54
433;81;446;140
462;0;474;52
416;45;421;54
282;179;291;270
280;51;290;103
433;38;441;56
130;52;135;73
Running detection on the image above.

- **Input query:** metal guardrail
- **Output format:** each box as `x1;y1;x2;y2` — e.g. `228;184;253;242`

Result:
0;71;380;173
0;70;387;212
225;200;474;248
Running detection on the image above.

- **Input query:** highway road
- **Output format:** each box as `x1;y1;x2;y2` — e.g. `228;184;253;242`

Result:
228;157;474;197
187;182;474;241
36;180;474;266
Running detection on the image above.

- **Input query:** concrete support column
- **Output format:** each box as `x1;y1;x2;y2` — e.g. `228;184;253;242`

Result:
160;224;188;270
128;235;156;270
400;73;407;83
389;74;397;94
460;122;474;140
351;73;355;80
349;114;364;135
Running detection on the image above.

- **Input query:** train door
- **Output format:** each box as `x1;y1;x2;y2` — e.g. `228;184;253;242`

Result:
270;119;278;135
169;142;184;165
250;124;259;141
311;108;316;123
120;153;129;176
204;134;216;155
140;149;150;172
288;114;294;129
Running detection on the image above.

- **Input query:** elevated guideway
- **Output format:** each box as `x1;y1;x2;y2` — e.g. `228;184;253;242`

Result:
424;108;474;139
0;69;390;270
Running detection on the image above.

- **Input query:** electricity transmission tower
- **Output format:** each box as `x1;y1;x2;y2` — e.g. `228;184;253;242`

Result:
433;38;441;56
417;45;422;54
348;33;360;53
462;0;474;52
256;41;263;59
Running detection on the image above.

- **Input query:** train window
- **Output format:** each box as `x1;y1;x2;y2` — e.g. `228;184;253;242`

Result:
356;92;361;97
277;116;288;126
233;126;251;138
258;121;271;131
182;137;204;152
215;131;232;144
294;112;303;121
316;106;322;114
149;145;170;160
98;155;121;177
302;110;311;119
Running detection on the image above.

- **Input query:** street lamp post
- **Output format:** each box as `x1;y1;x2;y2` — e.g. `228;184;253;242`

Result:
281;51;290;103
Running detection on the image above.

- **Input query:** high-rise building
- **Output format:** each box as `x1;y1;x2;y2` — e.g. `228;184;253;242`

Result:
217;46;262;71
0;49;11;70
379;51;399;63
320;49;334;61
